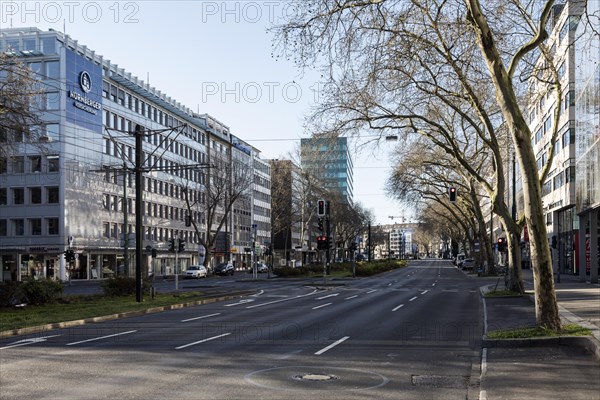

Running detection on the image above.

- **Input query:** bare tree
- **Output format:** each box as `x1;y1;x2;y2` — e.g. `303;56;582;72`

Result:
182;151;254;269
272;0;567;330
0;53;43;159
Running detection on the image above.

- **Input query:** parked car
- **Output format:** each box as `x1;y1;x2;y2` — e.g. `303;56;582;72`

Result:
214;261;234;276
185;265;207;278
257;263;268;273
455;253;466;267
462;258;476;271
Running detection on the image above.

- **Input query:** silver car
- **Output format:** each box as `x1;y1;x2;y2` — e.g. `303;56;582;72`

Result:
185;265;207;278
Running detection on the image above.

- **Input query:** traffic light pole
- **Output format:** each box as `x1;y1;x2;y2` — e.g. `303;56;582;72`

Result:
135;125;143;303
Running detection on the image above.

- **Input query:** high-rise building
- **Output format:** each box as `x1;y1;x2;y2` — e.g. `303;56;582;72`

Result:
300;136;353;204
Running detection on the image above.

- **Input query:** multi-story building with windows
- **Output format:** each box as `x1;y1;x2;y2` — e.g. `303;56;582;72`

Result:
575;0;600;282
0;27;270;281
524;1;585;275
300;136;353;204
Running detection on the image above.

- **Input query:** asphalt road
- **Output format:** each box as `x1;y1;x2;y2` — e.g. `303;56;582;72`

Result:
0;260;484;399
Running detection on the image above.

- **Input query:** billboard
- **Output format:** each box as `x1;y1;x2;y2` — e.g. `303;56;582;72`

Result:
65;49;102;133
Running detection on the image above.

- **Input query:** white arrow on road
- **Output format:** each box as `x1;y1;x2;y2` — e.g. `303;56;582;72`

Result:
317;293;340;300
1;335;61;350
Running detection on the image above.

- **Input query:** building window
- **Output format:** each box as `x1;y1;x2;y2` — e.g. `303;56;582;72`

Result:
47;187;59;203
12;156;24;173
45;61;59;79
30;218;42;235
47;218;59;235
30;187;42;204
0;220;6;236
29;156;42;172
45;91;60;110
47;155;59;172
103;222;110;238
0;188;6;205
0;158;6;174
13;188;24;204
13;219;24;236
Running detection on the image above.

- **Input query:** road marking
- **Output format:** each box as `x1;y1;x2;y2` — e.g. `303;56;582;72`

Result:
409;296;418;302
345;295;358;300
225;299;255;307
432;283;436;286
315;336;350;355
421;290;429;295
176;333;231;350
181;313;221;323
251;290;265;297
317;293;339;300
312;303;332;310
1;335;61;350
66;330;137;346
392;304;404;312
246;289;319;309
366;289;377;294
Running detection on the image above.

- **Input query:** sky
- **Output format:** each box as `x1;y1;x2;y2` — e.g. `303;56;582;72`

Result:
1;0;410;225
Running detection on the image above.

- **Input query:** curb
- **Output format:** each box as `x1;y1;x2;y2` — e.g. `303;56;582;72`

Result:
0;293;249;338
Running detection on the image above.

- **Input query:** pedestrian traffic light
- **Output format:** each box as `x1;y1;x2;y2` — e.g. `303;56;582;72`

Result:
497;237;506;252
317;199;326;217
318;217;324;231
168;238;175;252
178;239;185;252
449;187;457;202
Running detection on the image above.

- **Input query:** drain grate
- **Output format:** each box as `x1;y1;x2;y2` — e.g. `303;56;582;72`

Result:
411;375;469;388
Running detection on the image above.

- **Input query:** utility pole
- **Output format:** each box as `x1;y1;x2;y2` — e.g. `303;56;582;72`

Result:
134;124;143;302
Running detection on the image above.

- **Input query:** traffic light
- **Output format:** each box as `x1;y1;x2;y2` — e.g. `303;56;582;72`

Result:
178;239;185;252
151;248;157;258
349;242;357;252
327;236;333;249
185;214;192;227
317;217;324;231
497;237;506;252
65;249;75;262
317;199;326;217
317;235;327;250
168;238;175;253
551;235;557;249
449;187;457;203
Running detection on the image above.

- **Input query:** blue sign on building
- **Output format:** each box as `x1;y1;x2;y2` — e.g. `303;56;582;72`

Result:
65;49;102;133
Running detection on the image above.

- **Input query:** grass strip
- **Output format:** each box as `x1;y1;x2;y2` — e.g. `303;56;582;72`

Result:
484;290;523;297
0;291;235;332
487;323;592;339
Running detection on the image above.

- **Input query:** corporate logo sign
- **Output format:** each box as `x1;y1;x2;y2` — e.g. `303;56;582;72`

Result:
66;50;102;133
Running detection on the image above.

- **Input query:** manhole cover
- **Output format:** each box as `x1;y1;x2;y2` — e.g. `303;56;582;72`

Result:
293;373;339;382
245;366;389;391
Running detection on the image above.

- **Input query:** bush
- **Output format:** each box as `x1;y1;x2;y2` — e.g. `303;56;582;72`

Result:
101;276;152;297
0;281;25;307
19;279;63;305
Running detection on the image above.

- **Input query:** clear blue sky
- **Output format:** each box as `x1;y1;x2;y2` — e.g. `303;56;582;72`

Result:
1;0;409;224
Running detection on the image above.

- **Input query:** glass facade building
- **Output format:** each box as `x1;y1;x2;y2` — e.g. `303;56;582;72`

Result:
575;0;600;281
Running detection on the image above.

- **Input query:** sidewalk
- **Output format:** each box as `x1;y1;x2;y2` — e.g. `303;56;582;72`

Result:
478;269;600;400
